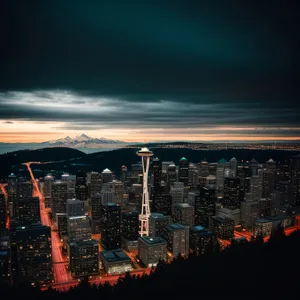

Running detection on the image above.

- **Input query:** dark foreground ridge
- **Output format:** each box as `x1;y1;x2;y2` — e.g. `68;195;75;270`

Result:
1;228;299;299
0;147;85;179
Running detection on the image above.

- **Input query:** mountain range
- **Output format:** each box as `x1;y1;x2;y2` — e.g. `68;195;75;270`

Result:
42;133;126;146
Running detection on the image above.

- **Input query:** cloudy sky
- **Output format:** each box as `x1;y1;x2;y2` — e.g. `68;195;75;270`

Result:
1;0;299;142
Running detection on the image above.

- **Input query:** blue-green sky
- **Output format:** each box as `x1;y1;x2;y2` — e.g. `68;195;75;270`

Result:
0;0;299;142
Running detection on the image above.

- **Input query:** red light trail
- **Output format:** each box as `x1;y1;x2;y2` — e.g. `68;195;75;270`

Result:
0;183;10;229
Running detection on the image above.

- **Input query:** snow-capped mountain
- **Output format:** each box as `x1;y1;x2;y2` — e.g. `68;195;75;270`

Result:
44;133;126;147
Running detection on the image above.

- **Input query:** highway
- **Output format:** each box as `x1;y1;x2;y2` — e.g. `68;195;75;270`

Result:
0;183;10;229
24;162;72;285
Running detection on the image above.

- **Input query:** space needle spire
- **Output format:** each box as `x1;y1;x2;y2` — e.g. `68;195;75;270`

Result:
137;147;153;236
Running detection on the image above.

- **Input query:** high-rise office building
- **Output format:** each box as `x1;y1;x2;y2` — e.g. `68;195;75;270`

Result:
102;168;113;184
111;180;126;207
121;211;139;241
189;225;219;255
290;154;300;206
7;173;17;218
16;197;40;225
56;213;67;237
101;183;113;205
121;211;139;251
163;223;189;257
75;171;88;204
223;177;242;209
258;198;271;218
167;163;177;185
172;203;195;227
250;175;263;201
275;180;291;206
199;160;210;177
100;203;121;250
240;201;258;230
90;193;101;233
87;172;102;198
121;165;128;183
43;174;54;208
0;233;11;284
209;216;234;239
66;198;84;217
16;181;33;202
188;163;198;189
216;159;227;196
152;184;172;216
179;157;189;187
67;215;91;242
11;224;53;284
170;182;184;212
250;158;259;176
61;173;76;199
229;157;238;177
138;236;167;267
68;240;99;278
149;213;171;238
51;181;68;220
195;186;216;227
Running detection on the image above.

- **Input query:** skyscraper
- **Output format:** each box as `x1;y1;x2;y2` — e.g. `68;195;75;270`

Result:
61;173;76;199
51;181;68;220
195;186;216;227
216;158;227;196
172;203;195;227
167;163;177;185
43;174;54;208
100;203;121;250
67;215;91;242
75;170;88;204
16;182;33;199
90;193;101;233
16;197;40;225
149;213;171;238
68;240;99;278
7;173;17;218
223;177;242;209
121;211;139;241
11;224;53;284
229;157;238;177
163;223;189;257
137;147;153;236
66;198;84;217
290;154;300;206
179;157;189;187
102;168;113;184
87;172;102;198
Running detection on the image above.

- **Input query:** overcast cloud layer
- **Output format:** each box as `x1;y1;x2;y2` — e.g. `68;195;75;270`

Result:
0;1;299;141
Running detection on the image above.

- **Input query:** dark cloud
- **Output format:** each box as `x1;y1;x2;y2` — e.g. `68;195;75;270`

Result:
0;0;299;136
2;121;13;124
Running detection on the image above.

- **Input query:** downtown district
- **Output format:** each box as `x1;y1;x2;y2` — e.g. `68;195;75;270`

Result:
1;148;300;290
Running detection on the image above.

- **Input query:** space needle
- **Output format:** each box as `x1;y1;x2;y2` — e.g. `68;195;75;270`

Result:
137;147;153;236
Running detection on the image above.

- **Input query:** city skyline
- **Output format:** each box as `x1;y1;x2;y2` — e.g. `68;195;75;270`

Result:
1;1;299;143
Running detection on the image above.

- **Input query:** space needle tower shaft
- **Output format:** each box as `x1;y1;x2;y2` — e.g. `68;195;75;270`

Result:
137;147;153;236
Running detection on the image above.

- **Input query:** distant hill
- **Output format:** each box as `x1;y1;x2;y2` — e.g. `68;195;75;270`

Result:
26;147;299;179
0;147;85;179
